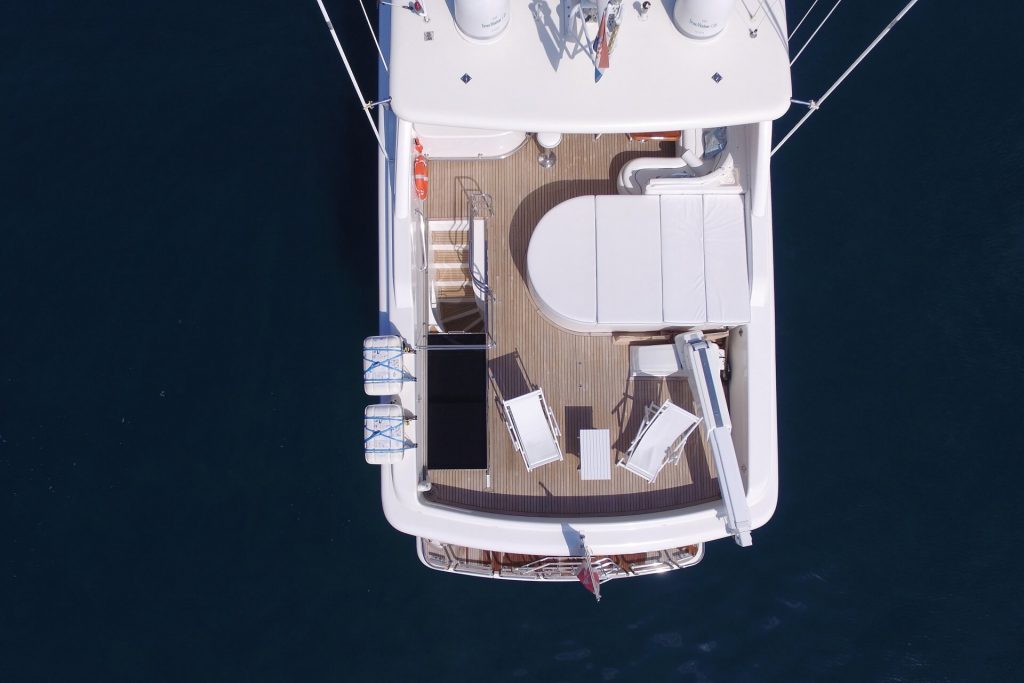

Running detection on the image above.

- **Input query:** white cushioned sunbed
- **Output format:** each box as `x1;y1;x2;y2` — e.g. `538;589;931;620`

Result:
526;195;749;333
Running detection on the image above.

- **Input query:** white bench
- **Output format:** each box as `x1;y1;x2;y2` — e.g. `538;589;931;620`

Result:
629;344;685;379
579;429;611;480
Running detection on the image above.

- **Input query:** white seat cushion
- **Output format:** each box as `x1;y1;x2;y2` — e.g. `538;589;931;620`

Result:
659;195;706;324
595;196;662;324
526;194;749;331
629;344;685;378
703;194;749;324
526;196;597;324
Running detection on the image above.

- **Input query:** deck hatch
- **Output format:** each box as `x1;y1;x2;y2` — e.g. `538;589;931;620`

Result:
427;344;487;469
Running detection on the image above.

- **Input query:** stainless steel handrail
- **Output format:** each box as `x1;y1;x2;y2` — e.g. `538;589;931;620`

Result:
414;190;496;351
466;191;492;294
414;209;428;273
465;191;495;346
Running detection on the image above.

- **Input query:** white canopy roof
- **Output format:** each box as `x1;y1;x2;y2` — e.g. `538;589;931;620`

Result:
389;1;792;132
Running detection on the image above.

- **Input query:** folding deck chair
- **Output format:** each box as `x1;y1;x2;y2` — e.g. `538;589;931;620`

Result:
619;400;701;483
501;389;564;471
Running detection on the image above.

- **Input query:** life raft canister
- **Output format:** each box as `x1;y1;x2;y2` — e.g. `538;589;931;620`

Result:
413;138;429;200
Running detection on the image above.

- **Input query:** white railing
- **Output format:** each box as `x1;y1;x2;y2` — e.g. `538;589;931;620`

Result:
421;540;704;581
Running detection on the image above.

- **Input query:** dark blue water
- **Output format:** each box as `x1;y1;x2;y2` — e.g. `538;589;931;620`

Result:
3;1;1021;680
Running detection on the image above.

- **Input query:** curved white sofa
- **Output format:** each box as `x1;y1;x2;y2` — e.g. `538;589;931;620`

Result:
618;128;739;195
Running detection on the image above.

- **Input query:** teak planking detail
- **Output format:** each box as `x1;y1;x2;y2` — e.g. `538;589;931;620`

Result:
423;135;721;516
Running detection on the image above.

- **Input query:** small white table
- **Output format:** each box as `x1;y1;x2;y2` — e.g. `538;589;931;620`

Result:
579;429;612;480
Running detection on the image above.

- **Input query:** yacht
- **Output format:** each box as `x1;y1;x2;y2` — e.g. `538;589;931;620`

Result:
361;0;789;587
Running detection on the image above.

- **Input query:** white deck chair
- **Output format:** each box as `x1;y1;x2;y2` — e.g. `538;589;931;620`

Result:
502;389;564;471
619;400;701;483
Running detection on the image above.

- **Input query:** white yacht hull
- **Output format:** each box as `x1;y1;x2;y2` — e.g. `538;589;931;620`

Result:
368;1;785;580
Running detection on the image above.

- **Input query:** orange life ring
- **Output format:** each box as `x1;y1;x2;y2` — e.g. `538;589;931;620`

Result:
413;138;429;200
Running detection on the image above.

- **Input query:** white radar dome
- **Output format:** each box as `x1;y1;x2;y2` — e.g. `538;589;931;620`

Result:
455;0;511;42
672;0;734;39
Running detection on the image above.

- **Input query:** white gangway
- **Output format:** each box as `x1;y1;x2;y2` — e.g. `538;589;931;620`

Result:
676;331;753;547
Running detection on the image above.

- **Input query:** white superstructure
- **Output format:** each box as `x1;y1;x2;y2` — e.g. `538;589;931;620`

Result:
363;0;790;586
390;1;790;132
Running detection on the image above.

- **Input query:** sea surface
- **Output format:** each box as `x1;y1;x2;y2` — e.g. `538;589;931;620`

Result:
2;1;1022;681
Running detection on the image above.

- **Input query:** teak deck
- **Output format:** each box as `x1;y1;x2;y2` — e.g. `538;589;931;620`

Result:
424;135;722;516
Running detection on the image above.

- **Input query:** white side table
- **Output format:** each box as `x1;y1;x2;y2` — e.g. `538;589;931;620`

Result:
579;429;612;480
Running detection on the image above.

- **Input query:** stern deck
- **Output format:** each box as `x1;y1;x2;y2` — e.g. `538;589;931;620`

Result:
424;135;723;516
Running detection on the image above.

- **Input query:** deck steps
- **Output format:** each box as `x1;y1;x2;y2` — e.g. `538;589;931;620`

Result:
429;223;483;332
430;228;471;247
434;269;471;282
432;250;469;265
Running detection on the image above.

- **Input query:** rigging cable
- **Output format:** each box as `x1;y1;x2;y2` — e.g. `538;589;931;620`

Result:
790;0;843;65
314;0;388;158
773;0;922;156
788;0;821;39
359;0;388;72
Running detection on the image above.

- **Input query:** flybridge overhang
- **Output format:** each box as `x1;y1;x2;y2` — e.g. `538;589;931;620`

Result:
389;1;792;133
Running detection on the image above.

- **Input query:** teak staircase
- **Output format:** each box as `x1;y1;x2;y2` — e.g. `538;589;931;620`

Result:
430;222;484;334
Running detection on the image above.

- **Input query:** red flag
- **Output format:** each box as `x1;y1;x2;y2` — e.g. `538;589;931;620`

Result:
596;16;610;70
575;550;602;601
